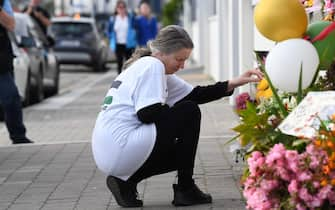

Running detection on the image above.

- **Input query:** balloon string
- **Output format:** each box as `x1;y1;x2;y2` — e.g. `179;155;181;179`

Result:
311;21;335;42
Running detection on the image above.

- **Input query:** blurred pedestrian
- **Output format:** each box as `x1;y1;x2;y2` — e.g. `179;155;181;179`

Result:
0;0;33;144
135;1;158;47
91;25;263;207
108;0;137;74
23;0;51;35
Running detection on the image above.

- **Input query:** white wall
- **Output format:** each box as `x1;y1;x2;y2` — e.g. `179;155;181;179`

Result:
208;16;220;81
191;22;200;65
183;0;257;104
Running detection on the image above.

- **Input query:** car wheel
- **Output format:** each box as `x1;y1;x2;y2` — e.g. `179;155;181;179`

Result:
93;59;104;72
45;63;60;97
23;70;32;106
0;107;4;121
30;68;44;104
93;51;107;72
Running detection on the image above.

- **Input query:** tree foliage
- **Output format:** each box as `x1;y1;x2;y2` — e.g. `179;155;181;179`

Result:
162;0;183;26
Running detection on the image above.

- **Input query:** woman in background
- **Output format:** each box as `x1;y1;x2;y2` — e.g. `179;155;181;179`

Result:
135;1;158;47
108;0;137;74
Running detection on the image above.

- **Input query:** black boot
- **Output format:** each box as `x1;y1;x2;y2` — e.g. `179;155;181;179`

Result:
172;183;212;206
12;137;34;144
106;176;143;208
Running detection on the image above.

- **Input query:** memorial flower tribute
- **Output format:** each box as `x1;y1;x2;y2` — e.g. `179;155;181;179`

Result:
232;0;335;209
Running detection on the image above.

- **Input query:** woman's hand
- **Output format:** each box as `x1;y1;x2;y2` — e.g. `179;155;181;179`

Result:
227;69;263;92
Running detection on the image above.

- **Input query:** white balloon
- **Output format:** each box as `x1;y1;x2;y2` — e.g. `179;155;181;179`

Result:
265;38;319;92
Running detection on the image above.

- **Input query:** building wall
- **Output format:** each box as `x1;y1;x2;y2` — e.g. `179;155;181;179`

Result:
183;0;256;104
208;16;220;81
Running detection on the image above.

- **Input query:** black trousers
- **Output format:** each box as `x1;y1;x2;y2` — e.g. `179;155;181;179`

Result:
115;44;133;74
129;101;201;187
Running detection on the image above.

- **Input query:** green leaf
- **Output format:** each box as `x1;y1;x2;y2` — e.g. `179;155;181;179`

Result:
292;138;309;147
223;134;241;146
310;45;328;86
297;63;303;104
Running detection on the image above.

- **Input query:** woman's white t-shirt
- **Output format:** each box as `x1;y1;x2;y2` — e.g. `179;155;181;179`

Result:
114;15;128;44
91;56;193;180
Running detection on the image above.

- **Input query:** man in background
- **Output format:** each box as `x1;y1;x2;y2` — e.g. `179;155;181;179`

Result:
0;0;33;144
24;0;51;34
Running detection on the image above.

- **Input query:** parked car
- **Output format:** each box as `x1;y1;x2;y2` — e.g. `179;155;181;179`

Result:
15;13;60;97
50;16;109;72
94;13;110;39
9;34;31;105
13;13;45;104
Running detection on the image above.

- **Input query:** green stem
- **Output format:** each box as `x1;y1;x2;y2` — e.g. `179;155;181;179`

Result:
309;66;320;88
297;63;303;104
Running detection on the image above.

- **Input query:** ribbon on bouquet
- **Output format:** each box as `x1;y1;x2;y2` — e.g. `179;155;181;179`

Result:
311;21;335;42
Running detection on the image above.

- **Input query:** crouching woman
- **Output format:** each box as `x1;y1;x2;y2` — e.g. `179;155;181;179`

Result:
91;25;262;208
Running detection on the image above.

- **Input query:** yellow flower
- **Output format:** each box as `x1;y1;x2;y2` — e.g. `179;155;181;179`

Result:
304;0;314;7
314;139;322;147
324;13;334;21
331;113;335;121
327;141;335;149
256;79;273;101
257;78;269;91
256;88;273;101
321;178;328;187
323;165;330;175
263;88;273;98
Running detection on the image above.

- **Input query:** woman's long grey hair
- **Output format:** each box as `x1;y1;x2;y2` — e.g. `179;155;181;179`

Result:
123;25;194;69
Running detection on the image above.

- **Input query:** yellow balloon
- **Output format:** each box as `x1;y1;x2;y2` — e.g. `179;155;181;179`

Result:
254;0;308;42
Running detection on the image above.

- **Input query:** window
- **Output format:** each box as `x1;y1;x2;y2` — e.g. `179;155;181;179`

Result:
51;22;93;37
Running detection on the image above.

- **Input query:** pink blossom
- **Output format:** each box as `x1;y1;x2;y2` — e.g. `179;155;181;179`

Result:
328;190;335;205
260;179;279;192
288;180;299;194
243;143;335;209
298;187;313;203
276;167;291;181
248;151;265;176
296;203;307;210
313;181;320;188
265;144;286;166
309;155;320;169
297;171;312;182
286;150;300;173
308;197;322;208
236;92;252;110
318;185;332;200
245;189;268;209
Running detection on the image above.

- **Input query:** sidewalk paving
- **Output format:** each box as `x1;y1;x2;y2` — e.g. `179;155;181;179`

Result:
0;67;246;210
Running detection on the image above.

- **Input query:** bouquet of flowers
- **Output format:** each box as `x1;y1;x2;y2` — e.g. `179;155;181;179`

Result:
232;1;335;209
243;115;335;210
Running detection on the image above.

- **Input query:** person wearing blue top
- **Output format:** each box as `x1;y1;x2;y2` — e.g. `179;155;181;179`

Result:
0;0;33;144
136;1;158;47
108;0;137;74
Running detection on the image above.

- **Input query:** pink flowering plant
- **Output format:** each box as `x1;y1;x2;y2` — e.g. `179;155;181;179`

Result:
243;143;335;210
235;92;254;111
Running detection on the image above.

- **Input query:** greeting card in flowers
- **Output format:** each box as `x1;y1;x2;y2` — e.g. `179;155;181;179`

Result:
279;91;335;138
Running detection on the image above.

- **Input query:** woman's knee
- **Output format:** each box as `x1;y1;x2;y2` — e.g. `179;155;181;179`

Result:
175;101;201;121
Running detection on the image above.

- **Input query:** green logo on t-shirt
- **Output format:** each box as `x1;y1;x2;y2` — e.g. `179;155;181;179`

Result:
102;96;113;110
103;96;113;105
